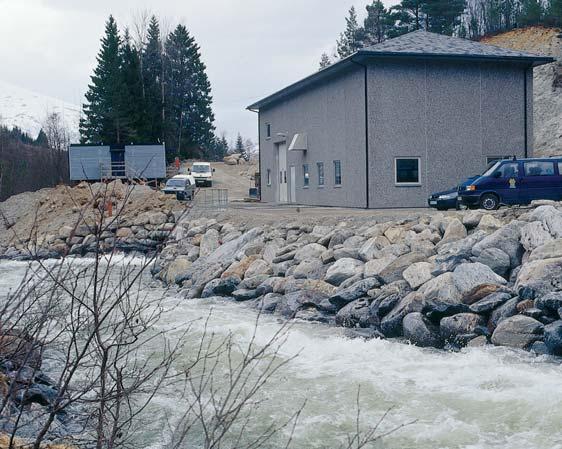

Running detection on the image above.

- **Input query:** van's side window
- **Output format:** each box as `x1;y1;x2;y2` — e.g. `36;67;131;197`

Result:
524;161;555;176
497;163;519;178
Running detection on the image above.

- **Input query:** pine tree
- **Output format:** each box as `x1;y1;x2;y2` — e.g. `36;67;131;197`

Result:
142;15;164;142
119;29;144;143
337;6;362;58
234;133;245;159
163;24;215;159
422;0;467;35
361;1;395;45
80;15;127;144
34;129;49;147
319;53;332;69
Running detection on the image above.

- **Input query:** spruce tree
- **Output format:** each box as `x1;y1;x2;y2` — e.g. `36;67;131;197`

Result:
422;0;467;35
319;53;332;69
142;15;164;142
336;7;362;58
80;15;127;144
361;1;395;45
163;24;215;159
234;133;245;155
119;29;144;143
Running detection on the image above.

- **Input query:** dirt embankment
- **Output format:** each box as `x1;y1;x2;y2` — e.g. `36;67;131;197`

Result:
481;27;562;157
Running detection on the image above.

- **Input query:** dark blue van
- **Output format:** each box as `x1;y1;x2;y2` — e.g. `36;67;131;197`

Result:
459;158;562;211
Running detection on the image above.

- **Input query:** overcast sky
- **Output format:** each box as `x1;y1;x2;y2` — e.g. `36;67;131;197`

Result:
0;0;397;143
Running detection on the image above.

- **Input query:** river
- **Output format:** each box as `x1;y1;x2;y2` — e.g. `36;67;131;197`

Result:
1;258;561;449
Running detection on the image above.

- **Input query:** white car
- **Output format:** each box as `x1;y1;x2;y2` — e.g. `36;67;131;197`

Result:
189;162;214;187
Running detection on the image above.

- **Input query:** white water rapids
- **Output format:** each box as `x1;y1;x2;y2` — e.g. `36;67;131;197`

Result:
1;258;561;449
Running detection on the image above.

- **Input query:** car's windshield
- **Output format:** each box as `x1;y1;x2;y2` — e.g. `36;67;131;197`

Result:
192;165;210;173
166;179;185;187
483;162;501;177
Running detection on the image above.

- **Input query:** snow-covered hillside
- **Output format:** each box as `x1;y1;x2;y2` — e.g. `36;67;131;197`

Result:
0;80;81;142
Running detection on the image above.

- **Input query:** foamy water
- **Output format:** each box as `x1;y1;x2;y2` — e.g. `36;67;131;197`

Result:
1;259;561;449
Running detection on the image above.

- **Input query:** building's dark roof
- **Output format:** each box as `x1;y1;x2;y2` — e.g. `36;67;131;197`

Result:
247;30;555;111
361;30;549;59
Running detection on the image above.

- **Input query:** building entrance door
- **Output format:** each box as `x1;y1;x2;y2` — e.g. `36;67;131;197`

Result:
278;143;288;203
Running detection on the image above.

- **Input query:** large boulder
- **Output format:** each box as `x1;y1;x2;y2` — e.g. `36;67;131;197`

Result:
529;205;562;238
488;297;520;331
201;277;240;298
491;315;544;349
534;292;562;314
515;257;562;299
469;292;512;313
329;277;381;309
205;228;263;265
437;218;467;247
476;214;502;233
472;221;524;268
474;248;511;278
325;258;364;286
164;257;192;284
544;321;562;355
520;221;553;252
244;259;272;278
402;262;433;289
529;239;562;261
403;312;442;348
335;298;375;328
276;289;330;318
358;236;390;261
380;292;425;337
440;313;486;344
452;263;507;301
363;255;397;278
291;258;326;280
417;272;462;304
294;243;326;263
199;229;220;257
378;252;427;284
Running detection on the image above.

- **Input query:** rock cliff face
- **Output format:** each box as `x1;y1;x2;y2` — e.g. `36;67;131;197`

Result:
152;201;562;356
481;27;562;157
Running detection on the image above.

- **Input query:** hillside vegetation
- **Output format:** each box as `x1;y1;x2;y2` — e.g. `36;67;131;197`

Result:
481;27;562;157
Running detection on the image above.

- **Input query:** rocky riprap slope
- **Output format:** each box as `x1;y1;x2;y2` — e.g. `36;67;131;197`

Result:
154;203;562;356
0;181;184;260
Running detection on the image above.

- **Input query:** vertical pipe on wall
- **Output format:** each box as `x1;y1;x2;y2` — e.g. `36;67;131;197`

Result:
524;67;529;159
351;59;370;209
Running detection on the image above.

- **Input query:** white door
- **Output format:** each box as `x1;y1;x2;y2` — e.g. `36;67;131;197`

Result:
278;143;288;203
290;166;296;203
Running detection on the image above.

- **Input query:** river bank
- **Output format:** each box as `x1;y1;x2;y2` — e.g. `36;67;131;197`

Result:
149;200;562;357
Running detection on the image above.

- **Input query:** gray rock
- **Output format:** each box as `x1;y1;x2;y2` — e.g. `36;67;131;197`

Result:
466;335;489;347
255;277;283;296
294;308;333;324
239;274;271;290
338;274;364;290
379;252;427;284
417;272;462;304
328;229;355;248
291;258;326;280
469;292;512;313
530;340;550;355
205;228;263;265
515;257;562;299
520;221;553;252
294;243;327;263
201;276;240;298
256;293;284;313
244;259;272;278
329;278;381;309
199;229;220;257
402;262;433;289
325;258;364;286
363;255;397;278
529;205;562;238
489;297;520;331
472;221;524;268
529;239;562;261
403;312;442;348
474;248;511;277
358;236;390;261
232;289;259;302
437;218;467;247
440;313;486;344
343;235;367;249
463;211;483;229
544;321;562;355
476;214;502;233
276;289;329;318
335;298;375;328
535;292;562;314
380;292;425;337
452;263;507;298
491;315;544;349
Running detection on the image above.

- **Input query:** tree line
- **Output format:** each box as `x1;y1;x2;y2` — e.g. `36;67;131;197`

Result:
321;0;562;67
80;15;228;161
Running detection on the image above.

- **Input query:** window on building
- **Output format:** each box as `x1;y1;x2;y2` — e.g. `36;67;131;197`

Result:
317;162;324;186
266;123;271;139
524;161;555;176
303;164;310;187
334;160;342;186
266;169;271;186
395;158;420;185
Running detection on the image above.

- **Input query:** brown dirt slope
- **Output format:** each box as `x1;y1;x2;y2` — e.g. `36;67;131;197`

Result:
481;27;562;157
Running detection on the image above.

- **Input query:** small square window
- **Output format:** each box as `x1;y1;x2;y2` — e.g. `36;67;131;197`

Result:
266;169;271;186
334;160;342;186
303;164;310;187
395;158;420;185
266;123;271;139
317;162;324;186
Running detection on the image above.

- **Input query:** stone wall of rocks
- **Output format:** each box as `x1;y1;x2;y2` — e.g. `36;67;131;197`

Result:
153;202;562;356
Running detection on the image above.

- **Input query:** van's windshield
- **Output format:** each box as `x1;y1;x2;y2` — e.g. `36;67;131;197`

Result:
483;162;501;177
192;165;211;173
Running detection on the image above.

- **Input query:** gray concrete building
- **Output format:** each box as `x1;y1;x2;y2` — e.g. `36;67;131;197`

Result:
248;31;554;208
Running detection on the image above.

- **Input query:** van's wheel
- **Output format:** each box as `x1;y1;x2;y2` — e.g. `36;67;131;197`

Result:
480;193;499;211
